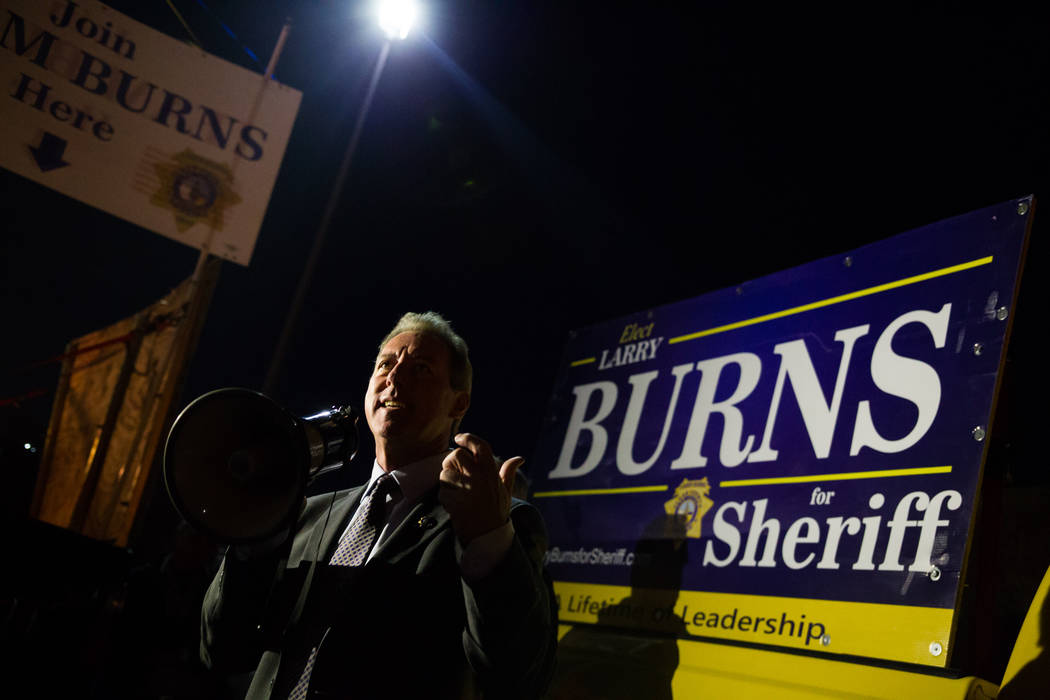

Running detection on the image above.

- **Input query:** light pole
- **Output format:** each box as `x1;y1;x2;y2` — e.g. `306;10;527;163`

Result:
263;1;419;395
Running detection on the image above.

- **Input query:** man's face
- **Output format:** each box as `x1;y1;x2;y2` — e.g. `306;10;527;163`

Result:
364;331;468;453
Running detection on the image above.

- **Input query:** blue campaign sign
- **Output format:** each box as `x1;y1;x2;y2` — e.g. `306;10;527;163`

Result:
531;197;1033;665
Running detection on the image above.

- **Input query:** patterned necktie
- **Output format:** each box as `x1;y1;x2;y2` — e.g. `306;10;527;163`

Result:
329;472;399;566
289;473;398;699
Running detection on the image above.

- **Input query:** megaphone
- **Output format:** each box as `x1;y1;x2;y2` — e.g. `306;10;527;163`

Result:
163;388;359;544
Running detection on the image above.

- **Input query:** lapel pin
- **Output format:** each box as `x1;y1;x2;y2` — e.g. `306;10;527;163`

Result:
416;515;437;530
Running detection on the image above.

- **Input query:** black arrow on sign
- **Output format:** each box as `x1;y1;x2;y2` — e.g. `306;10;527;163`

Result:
30;132;70;172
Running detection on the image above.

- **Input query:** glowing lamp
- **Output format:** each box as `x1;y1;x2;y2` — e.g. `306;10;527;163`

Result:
378;0;418;40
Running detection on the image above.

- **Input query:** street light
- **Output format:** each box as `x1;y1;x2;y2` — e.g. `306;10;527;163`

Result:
263;3;417;395
378;0;419;40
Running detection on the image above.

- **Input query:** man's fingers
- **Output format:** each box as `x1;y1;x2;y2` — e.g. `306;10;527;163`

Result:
453;432;495;466
439;468;465;489
442;447;473;475
499;456;525;491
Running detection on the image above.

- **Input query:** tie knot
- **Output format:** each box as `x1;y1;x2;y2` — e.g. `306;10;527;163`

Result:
372;472;398;497
362;473;398;526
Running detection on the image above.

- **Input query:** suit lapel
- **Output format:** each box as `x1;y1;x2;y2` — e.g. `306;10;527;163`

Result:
290;486;366;567
370;487;450;564
291;484;452;568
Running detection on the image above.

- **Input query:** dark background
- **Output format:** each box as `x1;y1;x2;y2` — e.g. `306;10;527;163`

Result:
2;0;1048;696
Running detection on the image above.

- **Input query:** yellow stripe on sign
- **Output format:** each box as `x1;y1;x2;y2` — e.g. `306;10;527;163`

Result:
669;255;993;345
553;581;953;667
570;357;596;367
719;465;952;487
671;632;992;698
533;484;669;498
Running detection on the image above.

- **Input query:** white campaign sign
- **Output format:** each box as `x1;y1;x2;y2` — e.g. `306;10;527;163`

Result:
0;0;302;265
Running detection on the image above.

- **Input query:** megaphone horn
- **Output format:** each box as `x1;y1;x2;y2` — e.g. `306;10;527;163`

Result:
163;388;359;544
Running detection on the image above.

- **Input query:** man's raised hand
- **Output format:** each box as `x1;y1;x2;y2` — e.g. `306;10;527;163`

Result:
439;433;523;543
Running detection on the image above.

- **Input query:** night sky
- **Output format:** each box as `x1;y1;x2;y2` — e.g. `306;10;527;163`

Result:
3;1;1049;498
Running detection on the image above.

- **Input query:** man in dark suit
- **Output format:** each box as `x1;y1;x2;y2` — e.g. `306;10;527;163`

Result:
200;312;556;699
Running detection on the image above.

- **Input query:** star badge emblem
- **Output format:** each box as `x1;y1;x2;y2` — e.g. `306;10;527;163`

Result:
150;149;242;232
664;477;714;539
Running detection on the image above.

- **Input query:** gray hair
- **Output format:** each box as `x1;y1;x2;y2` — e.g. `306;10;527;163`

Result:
379;311;472;436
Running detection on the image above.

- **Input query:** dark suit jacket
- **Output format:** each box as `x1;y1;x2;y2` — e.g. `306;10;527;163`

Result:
200;484;556;699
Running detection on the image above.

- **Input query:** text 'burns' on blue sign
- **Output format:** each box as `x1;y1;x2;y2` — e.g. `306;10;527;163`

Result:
530;197;1032;613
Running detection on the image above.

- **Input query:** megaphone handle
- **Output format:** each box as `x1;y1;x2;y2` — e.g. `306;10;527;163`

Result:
227;496;307;562
229;525;292;562
284;492;335;634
